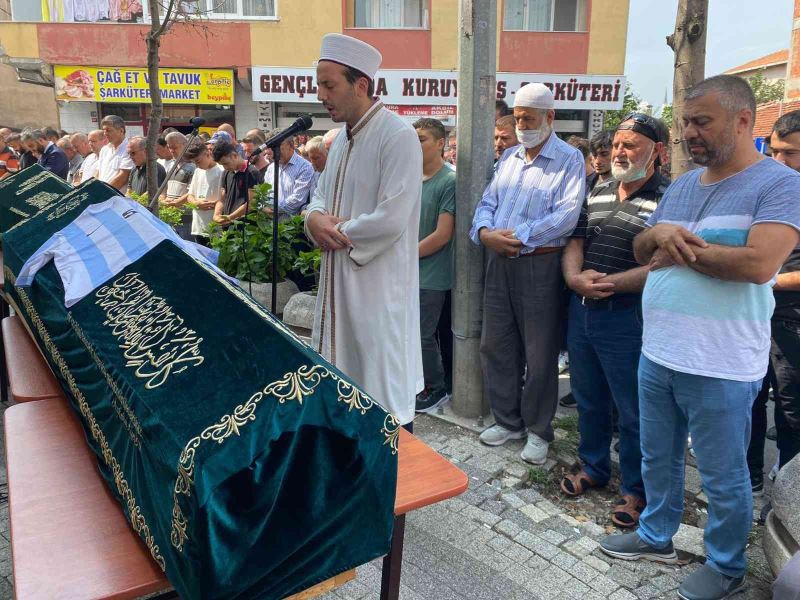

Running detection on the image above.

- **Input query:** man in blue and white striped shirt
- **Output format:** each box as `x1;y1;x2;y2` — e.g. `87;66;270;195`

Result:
470;83;585;465
264;132;315;217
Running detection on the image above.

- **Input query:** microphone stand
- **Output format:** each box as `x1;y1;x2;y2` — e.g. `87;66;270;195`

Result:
267;142;281;314
148;122;202;213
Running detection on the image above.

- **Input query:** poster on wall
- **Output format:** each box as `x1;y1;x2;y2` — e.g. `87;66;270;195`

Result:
54;66;235;105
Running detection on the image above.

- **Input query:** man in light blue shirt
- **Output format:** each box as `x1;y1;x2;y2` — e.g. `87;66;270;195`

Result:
470;83;585;465
264;131;315;217
600;75;800;600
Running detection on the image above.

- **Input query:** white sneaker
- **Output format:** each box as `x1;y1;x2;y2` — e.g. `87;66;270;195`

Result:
521;432;549;465
479;424;526;446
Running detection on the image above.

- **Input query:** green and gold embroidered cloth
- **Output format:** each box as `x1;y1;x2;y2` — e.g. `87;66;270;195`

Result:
0;164;72;234
1;178;399;600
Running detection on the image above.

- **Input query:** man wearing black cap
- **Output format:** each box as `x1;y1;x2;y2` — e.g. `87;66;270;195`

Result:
560;113;668;528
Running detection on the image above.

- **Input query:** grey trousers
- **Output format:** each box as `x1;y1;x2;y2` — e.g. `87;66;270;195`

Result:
480;249;564;442
420;289;448;393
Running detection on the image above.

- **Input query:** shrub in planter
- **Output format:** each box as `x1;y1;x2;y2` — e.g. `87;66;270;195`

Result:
207;183;305;284
128;190;187;229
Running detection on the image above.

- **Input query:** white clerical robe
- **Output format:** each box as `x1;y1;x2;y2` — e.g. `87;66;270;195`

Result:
305;101;424;425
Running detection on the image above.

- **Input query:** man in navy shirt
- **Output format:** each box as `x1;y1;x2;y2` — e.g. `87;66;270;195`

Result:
30;129;69;180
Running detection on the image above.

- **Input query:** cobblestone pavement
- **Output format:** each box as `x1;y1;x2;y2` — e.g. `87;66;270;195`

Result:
321;414;776;600
0;397;775;600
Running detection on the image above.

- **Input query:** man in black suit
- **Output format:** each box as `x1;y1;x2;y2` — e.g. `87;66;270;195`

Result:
29;129;69;180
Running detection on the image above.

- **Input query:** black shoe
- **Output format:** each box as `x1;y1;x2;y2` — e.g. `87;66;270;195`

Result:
677;564;746;600
415;389;450;414
752;478;764;497
559;393;576;407
766;426;777;441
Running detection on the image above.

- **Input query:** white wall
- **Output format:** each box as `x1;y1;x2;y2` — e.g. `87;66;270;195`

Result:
58;101;97;133
234;80;259;137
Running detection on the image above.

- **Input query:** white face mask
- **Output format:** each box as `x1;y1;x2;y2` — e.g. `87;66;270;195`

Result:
611;145;653;183
516;122;551;149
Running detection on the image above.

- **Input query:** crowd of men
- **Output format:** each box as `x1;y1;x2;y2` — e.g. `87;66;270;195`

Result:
0;117;332;246
3;37;800;597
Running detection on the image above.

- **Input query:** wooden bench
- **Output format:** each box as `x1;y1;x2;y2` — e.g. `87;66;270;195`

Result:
2;315;63;403
6;398;467;599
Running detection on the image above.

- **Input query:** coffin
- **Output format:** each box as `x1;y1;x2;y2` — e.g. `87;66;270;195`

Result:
1;174;399;600
0;163;72;234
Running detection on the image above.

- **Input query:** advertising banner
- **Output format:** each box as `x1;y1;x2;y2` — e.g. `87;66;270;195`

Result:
252;67;626;111
54;66;235;105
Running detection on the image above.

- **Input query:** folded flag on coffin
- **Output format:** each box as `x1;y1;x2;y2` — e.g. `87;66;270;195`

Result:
1;174;400;600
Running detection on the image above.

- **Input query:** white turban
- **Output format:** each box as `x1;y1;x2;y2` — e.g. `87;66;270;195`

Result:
514;83;555;110
319;33;382;80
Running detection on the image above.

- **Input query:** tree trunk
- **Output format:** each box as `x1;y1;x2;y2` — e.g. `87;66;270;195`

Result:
145;0;174;212
666;0;708;179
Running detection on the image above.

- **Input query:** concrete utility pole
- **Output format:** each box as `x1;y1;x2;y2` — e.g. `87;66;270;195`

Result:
452;0;495;419
667;0;708;179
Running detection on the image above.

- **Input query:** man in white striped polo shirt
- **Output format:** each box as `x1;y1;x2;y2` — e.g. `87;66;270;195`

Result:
470;82;585;464
560;113;668;528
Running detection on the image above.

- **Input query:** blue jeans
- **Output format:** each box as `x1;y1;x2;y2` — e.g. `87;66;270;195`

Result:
567;294;644;499
637;355;759;578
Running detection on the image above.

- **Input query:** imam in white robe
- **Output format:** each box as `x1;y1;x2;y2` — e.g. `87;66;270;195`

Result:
306;100;424;425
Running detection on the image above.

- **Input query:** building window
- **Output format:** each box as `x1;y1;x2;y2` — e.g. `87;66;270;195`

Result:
149;0;276;20
353;0;428;28
503;0;587;32
208;0;276;18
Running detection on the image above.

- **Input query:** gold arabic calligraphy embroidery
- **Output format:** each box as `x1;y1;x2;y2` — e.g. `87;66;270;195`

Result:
95;273;204;390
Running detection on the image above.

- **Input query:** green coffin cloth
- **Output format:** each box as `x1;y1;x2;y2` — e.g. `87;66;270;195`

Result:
2;180;399;600
0;164;72;234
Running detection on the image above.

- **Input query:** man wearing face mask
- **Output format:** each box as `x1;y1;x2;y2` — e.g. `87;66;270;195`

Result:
470;83;585;464
559;113;667;527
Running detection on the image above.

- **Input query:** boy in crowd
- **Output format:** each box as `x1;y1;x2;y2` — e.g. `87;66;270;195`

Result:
413;118;456;413
212;140;261;227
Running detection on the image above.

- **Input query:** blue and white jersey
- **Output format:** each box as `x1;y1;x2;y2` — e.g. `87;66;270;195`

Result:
17;196;229;307
642;158;800;381
469;135;585;253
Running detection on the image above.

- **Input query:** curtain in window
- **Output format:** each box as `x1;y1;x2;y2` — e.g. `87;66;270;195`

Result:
403;0;423;27
208;0;235;14
354;0;372;26
503;0;525;29
242;0;274;16
379;0;401;27
526;0;551;31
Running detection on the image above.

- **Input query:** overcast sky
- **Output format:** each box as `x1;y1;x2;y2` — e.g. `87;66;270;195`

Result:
626;0;794;111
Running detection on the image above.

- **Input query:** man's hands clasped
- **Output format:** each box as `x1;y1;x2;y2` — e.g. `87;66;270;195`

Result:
479;228;523;258
307;212;351;252
648;224;708;270
566;270;615;300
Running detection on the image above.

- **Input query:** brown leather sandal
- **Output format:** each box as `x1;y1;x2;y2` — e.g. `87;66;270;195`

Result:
611;495;646;528
560;468;603;497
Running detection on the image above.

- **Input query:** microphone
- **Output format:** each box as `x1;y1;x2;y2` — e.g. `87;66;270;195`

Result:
189;116;206;128
250;115;313;158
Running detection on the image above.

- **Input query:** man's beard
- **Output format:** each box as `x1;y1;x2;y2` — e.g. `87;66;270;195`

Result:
612;147;653;183
687;129;736;167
